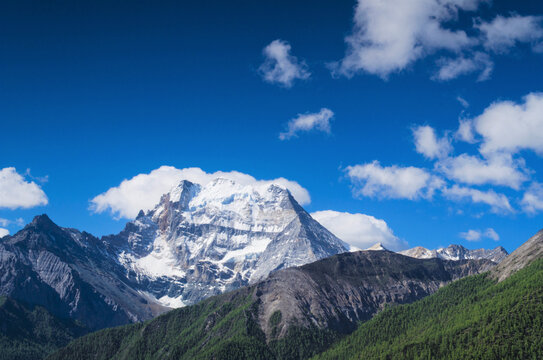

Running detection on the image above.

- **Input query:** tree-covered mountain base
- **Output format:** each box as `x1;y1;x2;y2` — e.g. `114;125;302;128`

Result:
46;287;338;360
314;258;543;360
0;297;87;360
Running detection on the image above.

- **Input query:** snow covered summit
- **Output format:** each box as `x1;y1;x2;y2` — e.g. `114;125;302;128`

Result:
110;178;348;307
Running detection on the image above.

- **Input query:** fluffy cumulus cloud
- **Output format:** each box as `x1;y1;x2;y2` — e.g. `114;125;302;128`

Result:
476;14;543;53
90;166;311;219
467;93;543;156
332;0;480;78
521;182;543;215
279;108;334;140
333;2;543;81
348;92;543;215
436;153;529;190
442;185;512;213
460;227;500;242
311;210;406;251
259;39;310;87
434;52;493;81
346;161;443;200
0;228;8;237
412;125;452;159
0;167;48;209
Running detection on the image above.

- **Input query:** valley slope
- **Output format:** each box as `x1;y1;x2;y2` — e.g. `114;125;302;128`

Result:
0;296;86;360
315;229;543;360
47;250;493;360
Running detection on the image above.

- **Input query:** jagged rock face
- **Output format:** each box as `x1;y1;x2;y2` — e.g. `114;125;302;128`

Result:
0;215;166;331
109;178;348;306
254;250;496;339
491;229;543;282
399;244;508;263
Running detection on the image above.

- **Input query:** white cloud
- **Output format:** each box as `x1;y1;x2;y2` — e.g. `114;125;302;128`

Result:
460;229;482;241
485;228;500;241
0;228;8;237
90;166;311;219
434;52;493;81
457;96;470;108
346;161;443;200
436;153;529;190
476;14;543;53
521;182;543;214
456;118;476;143
332;0;480;78
311;210;406;251
443;185;512;213
279;108;334;140
0;217;24;227
459;227;500;241
0;167;48;209
412;125;452;159
470;92;543;155
259;39;310;87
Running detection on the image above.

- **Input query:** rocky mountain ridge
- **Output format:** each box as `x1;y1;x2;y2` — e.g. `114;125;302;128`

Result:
399;244;508;263
0;215;166;330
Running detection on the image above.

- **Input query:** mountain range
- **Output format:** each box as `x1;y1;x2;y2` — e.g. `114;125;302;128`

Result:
0;177;528;359
48;229;543;360
398;244;508;262
0;179;349;331
47;250;495;360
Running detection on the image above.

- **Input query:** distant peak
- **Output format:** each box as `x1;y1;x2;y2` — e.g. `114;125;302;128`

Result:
30;214;54;226
27;214;60;231
494;246;508;253
136;210;146;219
170;179;198;192
366;243;388;251
167;180;200;203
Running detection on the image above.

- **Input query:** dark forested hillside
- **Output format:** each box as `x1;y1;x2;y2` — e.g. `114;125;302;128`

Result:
47;250;492;360
0;296;87;360
314;257;543;360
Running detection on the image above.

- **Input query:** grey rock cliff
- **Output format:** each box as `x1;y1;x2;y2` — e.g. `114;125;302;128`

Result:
490;228;543;282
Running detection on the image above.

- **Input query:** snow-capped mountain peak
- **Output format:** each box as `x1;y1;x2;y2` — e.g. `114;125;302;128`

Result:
366;242;388;251
399;244;508;263
111;178;347;307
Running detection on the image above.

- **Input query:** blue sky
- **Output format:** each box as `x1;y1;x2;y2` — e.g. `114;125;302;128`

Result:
1;0;542;253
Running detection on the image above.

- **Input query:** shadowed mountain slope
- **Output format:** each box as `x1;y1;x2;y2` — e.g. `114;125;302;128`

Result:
0;296;87;360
